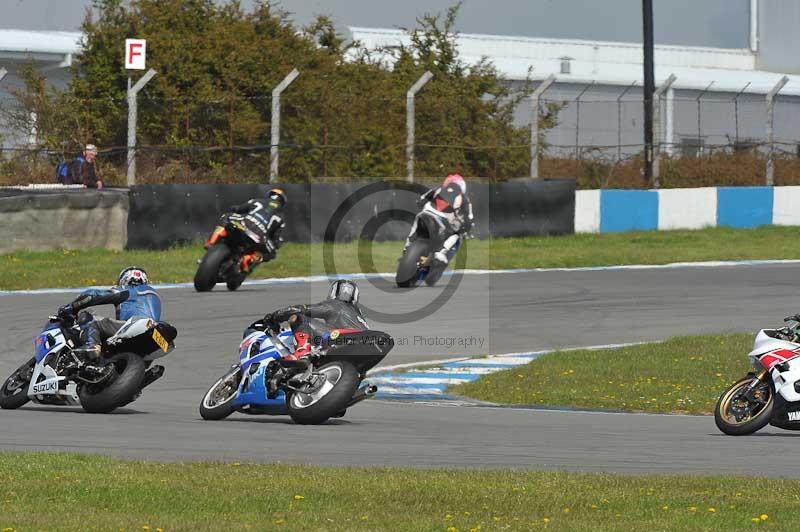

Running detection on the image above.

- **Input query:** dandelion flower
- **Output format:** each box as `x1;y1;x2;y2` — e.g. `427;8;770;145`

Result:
662;506;669;511
543;517;550;524
760;514;769;521
751;517;761;523
708;508;716;513
274;519;285;525
143;527;150;531
447;528;457;532
563;508;570;513
294;495;305;501
690;507;697;512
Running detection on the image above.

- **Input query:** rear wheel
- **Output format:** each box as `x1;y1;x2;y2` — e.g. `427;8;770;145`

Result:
714;375;773;436
78;353;145;414
286;361;359;425
194;244;230;292
396;239;429;288
200;367;242;420
0;357;35;410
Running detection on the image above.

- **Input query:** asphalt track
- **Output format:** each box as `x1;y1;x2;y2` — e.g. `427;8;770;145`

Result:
3;263;800;476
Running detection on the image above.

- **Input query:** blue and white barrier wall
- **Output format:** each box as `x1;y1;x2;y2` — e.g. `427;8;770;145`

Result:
575;186;800;233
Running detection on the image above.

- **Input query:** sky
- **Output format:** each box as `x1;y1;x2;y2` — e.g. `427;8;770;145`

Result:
0;0;750;49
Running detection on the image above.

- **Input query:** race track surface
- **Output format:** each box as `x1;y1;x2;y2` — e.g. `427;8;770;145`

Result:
2;263;800;475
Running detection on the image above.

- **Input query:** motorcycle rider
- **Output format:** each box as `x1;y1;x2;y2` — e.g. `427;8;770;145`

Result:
401;173;474;265
57;266;161;371
205;187;287;273
258;279;369;361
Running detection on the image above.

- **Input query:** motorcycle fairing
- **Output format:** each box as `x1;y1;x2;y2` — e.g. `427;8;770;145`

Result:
750;329;800;403
232;330;296;410
29;324;78;404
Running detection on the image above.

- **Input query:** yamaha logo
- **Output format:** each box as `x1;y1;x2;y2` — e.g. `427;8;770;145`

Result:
788;411;800;422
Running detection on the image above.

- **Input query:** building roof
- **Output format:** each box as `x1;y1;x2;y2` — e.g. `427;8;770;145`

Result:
350;27;800;97
0;29;82;63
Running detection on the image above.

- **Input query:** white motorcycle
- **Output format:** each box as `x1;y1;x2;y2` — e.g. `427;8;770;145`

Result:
0;314;176;414
715;314;800;435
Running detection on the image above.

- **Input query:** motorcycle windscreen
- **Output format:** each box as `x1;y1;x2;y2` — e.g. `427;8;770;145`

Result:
325;330;394;373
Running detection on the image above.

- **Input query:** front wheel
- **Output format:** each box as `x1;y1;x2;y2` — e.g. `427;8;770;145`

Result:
199;367;242;420
396;239;429;288
79;352;145;414
194;244;231;292
0;357;35;410
714;375;774;436
286;361;360;425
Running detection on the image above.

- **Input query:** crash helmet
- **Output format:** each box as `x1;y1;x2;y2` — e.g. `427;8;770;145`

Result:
442;173;467;194
118;266;149;287
328;279;359;305
266;187;287;210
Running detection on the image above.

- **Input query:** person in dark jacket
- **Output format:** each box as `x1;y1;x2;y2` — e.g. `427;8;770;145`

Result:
205;188;287;273
67;144;103;189
259;280;369;360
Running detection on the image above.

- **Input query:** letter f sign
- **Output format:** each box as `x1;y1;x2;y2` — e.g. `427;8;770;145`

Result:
125;39;146;70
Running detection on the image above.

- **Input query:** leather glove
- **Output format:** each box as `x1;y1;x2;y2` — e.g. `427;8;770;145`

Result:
57;304;75;320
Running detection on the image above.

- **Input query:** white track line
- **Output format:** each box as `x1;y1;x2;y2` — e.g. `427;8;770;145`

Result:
3;259;800;296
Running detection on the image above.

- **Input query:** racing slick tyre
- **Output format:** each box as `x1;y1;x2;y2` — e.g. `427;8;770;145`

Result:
200;367;242;420
78;352;145;414
286;361;359;425
714;376;774;436
0;357;35;410
396;239;429;288
194;244;230;292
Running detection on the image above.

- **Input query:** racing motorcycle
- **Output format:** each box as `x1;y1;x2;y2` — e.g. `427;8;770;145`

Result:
194;213;273;292
715;314;800;435
396;184;465;288
0;314;176;414
200;325;393;425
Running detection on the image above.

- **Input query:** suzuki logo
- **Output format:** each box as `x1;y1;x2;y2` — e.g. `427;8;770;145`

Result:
32;381;57;394
788;411;800;422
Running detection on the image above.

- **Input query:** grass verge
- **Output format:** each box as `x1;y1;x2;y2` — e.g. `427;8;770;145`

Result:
451;333;754;415
0;452;792;531
2;226;800;290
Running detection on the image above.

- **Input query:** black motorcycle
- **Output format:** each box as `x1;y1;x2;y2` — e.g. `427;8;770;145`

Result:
0;314;177;414
396;185;464;288
195;213;273;292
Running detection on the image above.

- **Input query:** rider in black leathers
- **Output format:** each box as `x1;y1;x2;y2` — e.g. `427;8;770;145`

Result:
259;280;368;360
206;188;287;273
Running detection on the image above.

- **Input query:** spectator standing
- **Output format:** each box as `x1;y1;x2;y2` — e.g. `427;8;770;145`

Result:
67;144;103;189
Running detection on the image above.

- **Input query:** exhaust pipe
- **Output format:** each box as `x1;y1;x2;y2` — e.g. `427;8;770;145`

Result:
347;384;378;407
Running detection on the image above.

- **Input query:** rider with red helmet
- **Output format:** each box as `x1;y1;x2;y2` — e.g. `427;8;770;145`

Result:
402;173;474;265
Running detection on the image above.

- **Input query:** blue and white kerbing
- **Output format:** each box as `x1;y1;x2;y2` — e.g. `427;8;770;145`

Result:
576;185;800;233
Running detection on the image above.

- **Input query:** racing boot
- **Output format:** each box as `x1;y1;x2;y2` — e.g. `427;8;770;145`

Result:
240;251;263;274
76;322;112;376
204;226;226;249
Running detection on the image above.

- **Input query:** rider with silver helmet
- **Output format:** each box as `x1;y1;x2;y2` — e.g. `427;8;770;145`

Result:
258;280;369;360
57;267;161;366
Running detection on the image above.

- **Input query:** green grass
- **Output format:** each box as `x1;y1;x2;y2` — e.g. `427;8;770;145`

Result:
0;452;795;531
2;226;800;290
451;333;754;415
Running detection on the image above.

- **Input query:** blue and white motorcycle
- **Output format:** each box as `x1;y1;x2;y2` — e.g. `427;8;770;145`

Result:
0;314;177;414
200;325;393;425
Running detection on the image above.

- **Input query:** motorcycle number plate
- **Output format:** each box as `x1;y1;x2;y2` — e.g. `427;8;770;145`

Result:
152;329;169;352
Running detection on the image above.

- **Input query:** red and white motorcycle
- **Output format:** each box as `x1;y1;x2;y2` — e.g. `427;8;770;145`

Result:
715;314;800;435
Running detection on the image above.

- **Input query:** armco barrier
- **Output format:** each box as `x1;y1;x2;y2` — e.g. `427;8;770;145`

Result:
127;179;576;249
0;190;129;252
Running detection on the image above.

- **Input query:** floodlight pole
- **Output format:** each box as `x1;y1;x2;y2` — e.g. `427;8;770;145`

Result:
127;68;157;186
530;75;556;178
642;0;655;184
270;68;300;183
406;71;433;183
766;75;789;186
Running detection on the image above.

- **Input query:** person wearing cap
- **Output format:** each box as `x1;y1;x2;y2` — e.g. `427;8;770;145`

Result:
69;144;103;189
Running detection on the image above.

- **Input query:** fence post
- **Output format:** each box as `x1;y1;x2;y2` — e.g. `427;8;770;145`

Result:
733;82;751;145
529;75;556;178
269;68;300;183
0;67;7;83
615;81;636;162
766;75;789;186
406;71;433;183
126;68;156;187
652;73;677;187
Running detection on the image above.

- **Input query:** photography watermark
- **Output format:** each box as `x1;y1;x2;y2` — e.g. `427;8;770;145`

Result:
319;180;468;324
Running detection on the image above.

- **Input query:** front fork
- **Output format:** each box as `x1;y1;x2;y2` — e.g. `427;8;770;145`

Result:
741;369;770;402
